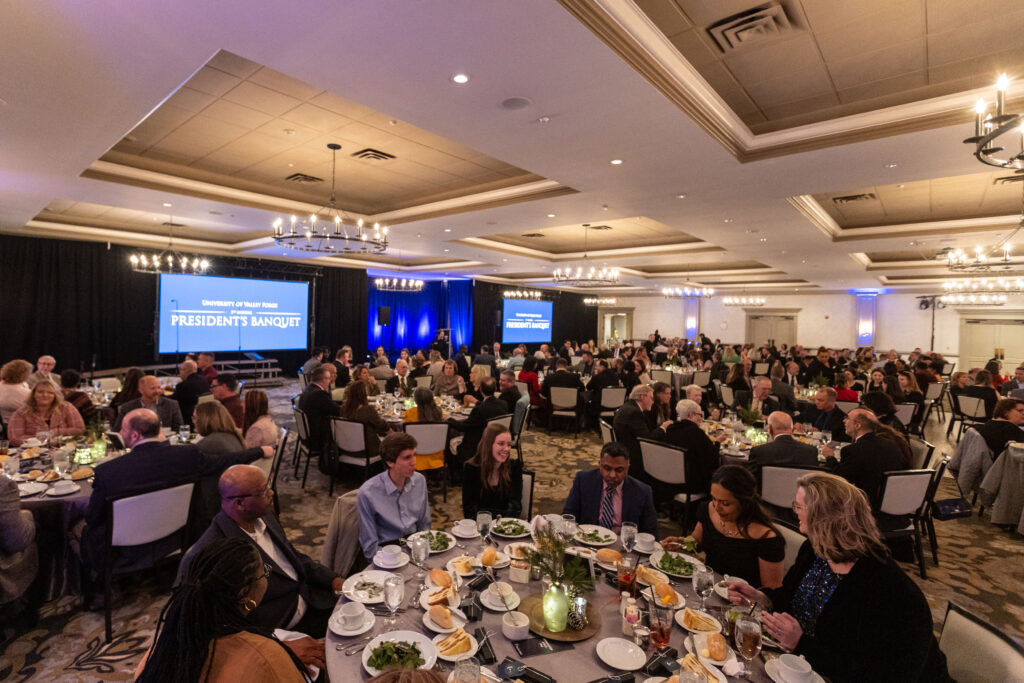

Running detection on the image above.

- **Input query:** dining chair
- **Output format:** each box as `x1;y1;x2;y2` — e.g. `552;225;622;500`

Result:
835;400;859;415
954;394;988;442
520;469;536;519
196;393;216;404
877;468;934;579
720;385;735;408
692;371;711;388
487;413;513;430
297;370;308;390
651;369;673;385
638;437;706;532
269;425;289;515
921;381;947;424
403;421;450;501
598;387;626;421
599;419;615;445
939;601;1024;683
415;376;433;389
760;465;823;523
907;436;935;471
329;417;380;495
291;407;318;488
549;387;581;437
753;362;769;376
775;519;806;574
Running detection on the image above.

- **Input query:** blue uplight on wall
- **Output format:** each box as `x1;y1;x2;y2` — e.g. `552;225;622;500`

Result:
367;277;472;357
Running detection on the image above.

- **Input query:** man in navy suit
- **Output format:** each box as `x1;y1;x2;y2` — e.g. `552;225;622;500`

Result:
562;442;657;535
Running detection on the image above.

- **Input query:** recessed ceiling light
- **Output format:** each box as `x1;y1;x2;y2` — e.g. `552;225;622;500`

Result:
610;159;623;165
451;73;470;84
444;248;450;252
547;213;556;218
444;228;452;233
502;258;508;262
884;162;898;168
676;194;687;199
537;116;551;124
780;250;787;254
162;202;172;207
759;237;768;242
723;219;733;223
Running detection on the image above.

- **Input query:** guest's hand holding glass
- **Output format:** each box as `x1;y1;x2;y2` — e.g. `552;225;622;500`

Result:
726;581;765;607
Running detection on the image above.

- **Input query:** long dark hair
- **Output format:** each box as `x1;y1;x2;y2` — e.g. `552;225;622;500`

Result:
111;367;144;409
469;423;513;491
413;386;442;422
242;389;270;436
341;379;369;418
652;381;672;422
711;465;780;540
137;539;308;682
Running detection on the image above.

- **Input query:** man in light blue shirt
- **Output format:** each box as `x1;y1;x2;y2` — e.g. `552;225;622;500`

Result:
357;431;431;560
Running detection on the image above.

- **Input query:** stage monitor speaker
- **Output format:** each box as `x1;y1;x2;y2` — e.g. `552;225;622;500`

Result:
379;306;390;326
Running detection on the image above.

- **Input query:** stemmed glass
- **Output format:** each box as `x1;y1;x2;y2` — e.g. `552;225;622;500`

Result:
620;521;637;556
693;566;715;611
476;511;492;537
383;575;404;627
559;514;577;544
409;536;429;578
452;657;481;683
734;615;762;678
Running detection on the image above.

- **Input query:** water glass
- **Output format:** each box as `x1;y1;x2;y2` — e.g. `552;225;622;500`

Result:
409;535;429;567
692;567;715;610
52;451;69;477
734;615;762;676
620;522;637;555
452;657;481;683
821;430;832;444
476;511;493;536
383;575;404;626
560;513;577;543
35;431;50;446
3;457;19;479
179;425;190;443
833;443;843;461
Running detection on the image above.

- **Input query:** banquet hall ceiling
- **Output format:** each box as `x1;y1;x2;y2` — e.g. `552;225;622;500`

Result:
2;0;1023;296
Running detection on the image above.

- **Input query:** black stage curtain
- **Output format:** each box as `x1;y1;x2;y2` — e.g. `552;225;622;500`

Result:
470;280;597;353
312;266;368;362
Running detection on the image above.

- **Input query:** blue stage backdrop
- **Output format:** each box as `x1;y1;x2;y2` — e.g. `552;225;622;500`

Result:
368;279;471;357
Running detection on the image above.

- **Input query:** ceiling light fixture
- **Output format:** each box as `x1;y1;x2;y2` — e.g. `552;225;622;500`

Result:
723;296;766;307
662;285;714;299
940;277;1024;297
129;210;210;275
374;277;424;293
502;289;542;300
939;292;1007;306
552;224;619;287
583;297;616;306
271;144;388;254
610;159;623;165
451;73;470;84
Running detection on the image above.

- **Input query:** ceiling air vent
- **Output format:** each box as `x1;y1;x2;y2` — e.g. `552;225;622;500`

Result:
588;225;613;231
161;221;185;227
285;173;323;183
707;2;793;54
521;233;545;237
351;148;396;161
832;193;877;205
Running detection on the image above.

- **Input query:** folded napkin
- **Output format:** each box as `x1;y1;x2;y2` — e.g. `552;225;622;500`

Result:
273;628;320;680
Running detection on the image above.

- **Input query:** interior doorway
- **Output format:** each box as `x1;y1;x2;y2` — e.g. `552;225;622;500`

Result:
959;315;1024;369
601;309;633;345
745;311;799;346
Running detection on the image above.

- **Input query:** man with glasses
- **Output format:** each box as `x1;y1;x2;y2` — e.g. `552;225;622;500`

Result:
179;464;342;670
209;373;244;429
821;408;905;510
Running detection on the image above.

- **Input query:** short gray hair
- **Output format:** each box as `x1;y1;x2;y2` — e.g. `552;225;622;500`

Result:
684;384;703;396
675;399;702;420
629;385;653;401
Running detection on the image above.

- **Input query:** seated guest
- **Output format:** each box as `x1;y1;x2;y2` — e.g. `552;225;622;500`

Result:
432;359;464;397
408;352;429;381
913;360;937;394
962;369;1000;418
301;347;324;376
986;359;1009;387
865;368;887;394
472;344;497;377
357;432;430;560
588;359;620;396
651;381;673;425
26;355;58;389
462;423;523;519
497;370;521;414
724;362;749;395
619;360;640;396
659;399;727;493
805;346;835;384
0;476;38;609
663;466;784;588
747;411;819;483
197;352;219;383
112;375;184;432
297;365;341;452
136;538;310;683
858;391;904;433
833;373;858;402
460;364;488;406
85;410;271;571
339;380;388;459
107;367;144;419
727;472;950;683
683;383;706;415
196;401;248;453
506;347;526;371
634;360;651;388
734;377;782;417
541;357;583;403
7;380;85;446
425;350;445;381
796;387;847;442
59;369;97;425
169;359;209;427
209;374;244;429
385;359;415;397
612;385;673;480
822;409;905;509
0;359;32;423
563;442;657;535
974;397;1024;459
178;465;340;663
352;365;380;397
708;352;729;384
518;356;546;423
782;360;801;387
897;370;924;429
330;348;352;389
770;362;797;414
999;364;1024;396
405;386;443;423
242;389;279;449
449;378;507;466
453;345;472;381
577;350;596;377
370;355;395;381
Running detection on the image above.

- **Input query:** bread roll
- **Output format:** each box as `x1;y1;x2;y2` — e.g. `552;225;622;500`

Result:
429;605;453;629
26;469;43;480
706;632;727;661
595;548;622;564
430;567;452;588
654;582;678;606
481;546;497;567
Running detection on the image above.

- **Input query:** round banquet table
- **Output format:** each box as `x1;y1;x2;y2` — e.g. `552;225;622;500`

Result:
19;477;93;599
325;532;773;682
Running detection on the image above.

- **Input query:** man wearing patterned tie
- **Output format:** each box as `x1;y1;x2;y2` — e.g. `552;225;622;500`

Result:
562;442;657;535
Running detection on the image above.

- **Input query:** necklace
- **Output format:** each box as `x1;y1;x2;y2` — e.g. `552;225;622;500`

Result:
721;522;742;537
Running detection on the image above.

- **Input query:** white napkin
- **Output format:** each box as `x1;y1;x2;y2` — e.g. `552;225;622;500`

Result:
273;628;320;680
721;659;743;676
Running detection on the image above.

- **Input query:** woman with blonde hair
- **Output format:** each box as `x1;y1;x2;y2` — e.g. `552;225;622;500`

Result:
7;380;85;445
460;364;486;406
243;389;279;449
726;472;950;682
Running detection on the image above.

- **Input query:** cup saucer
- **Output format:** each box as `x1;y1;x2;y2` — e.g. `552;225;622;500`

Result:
634;544;655;554
374;550;410;569
329;608;375;637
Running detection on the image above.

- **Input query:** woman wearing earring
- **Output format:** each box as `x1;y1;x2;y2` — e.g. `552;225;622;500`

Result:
135;538;310;682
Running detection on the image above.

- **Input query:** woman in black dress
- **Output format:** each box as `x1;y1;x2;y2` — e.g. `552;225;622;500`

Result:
661;465;783;588
461;423;523;519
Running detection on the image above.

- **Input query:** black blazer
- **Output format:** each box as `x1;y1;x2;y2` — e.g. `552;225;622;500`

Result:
798;405;847;442
471;352;497;376
770;379;797;414
587;370;620;397
542;369;584;400
654;419;720;493
825;432;906;508
170;372;210;426
178;511;336;632
385;373;415;397
612;400;667;478
733;390;781;416
498;386;522;414
450;396;508;460
330;361;350;388
562;469;657;535
765;542;950;683
297;383;341;449
746;434;819;482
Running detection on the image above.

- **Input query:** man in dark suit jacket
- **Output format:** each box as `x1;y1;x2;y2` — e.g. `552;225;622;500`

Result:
770;375;797;415
734;377;782;417
999;365;1024;396
472;345;497;377
612;385;673;480
797;387;848;442
563;442;657;535
454;345;472;383
82;409;270;571
169;360;209;427
179;464;340;669
824;409;905;509
450;378;508;462
331;348;351;389
297;365;341;450
805;347;835;384
541;357;584;400
654;399;726;498
497;370;522;413
747;411;819;482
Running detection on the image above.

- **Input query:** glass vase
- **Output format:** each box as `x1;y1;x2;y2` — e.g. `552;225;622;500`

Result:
542;581;569;633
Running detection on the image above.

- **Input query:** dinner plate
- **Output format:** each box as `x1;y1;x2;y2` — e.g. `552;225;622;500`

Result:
693;632;737;667
432;631;479;662
362;630;437;676
675;608;723;634
503;542;536;560
640;584;685;610
477;550;510;569
342;570;396;604
649;548;703;578
373;550;410;569
45;483;81;497
446;555;481;577
714;575;747;600
409;530;457;554
17;482;47;497
574;524;617;546
328;608;376;637
489;518;532;538
479;590;520;611
595;637;647;671
419;585;461;610
421;606;467;634
764;658;825;683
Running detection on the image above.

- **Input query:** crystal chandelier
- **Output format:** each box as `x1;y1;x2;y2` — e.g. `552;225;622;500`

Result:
583;297;616;306
374;277;423;292
271;143;388;254
502;289;542;299
129;211;210;275
941;277;1024;296
939;245;1013;272
552;225;619;286
939;292;1007;306
723;296;766;306
662;285;714;298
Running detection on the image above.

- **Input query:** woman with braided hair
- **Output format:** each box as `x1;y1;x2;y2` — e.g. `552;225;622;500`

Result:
135;538;309;682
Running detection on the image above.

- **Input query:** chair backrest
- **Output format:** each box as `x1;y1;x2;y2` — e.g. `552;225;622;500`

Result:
939;601;1024;683
599;419;615;445
941;361;955;376
330;417;366;452
693;371;711;387
521;469;536;519
639;438;687;485
415;375;433;389
775;520;807;574
197;393;216;404
754;362;769;375
761;465;822;509
924;381;944;401
878;469;934;516
893;402;917;427
110;482;195;547
550;386;579;410
651;369;673;384
375;379;387;393
511;402;531;441
297;370;308;390
514;380;528;397
908;436;935;470
487;413;513;430
291;408;311;441
835;400;859;415
95;377;121;392
403;421;449;455
269;425;289;491
958;394;987;419
600;387;626;410
331;387;346;401
720;385;735;407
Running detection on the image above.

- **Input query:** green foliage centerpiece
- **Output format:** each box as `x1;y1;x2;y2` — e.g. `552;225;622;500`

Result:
522;517;594;632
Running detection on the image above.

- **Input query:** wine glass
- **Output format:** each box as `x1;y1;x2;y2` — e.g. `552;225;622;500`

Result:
383;575;404;627
734;615;762;677
693;566;715;611
620;521;637;555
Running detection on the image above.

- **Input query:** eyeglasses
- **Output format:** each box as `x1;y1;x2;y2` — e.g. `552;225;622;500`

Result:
226;485;273;500
258;562;272;581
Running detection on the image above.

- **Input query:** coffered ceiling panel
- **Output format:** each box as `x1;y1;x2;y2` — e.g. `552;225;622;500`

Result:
482;218;701;254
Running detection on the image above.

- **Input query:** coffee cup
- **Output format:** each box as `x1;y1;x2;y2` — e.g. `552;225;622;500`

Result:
380;544;402;564
635;532;655;552
501;610;530;640
340;601;366;628
487;581;514;601
778;653;813;682
454;518;476;534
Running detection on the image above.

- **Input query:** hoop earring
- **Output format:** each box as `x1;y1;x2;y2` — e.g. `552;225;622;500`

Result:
241;598;257;613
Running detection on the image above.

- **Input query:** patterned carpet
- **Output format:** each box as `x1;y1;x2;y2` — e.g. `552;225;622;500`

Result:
2;382;1022;681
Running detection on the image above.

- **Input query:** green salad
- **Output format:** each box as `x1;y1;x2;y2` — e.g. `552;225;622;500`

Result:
424;530;451;551
493;519;527;535
367;641;425;671
577;528;613;544
354;580;382;598
657;552;695;576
